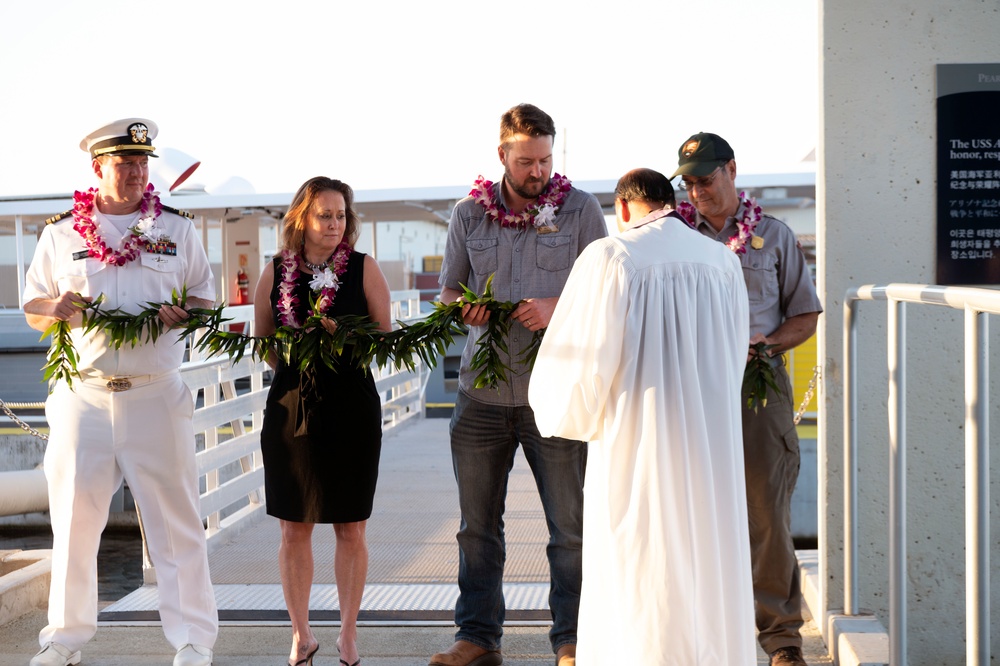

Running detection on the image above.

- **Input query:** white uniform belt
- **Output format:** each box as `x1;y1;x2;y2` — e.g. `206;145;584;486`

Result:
79;371;171;392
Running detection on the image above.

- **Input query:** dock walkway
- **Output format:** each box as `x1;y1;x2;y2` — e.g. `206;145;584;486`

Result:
0;417;831;665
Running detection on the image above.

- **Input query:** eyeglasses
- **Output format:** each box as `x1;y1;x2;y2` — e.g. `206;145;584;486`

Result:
678;165;726;192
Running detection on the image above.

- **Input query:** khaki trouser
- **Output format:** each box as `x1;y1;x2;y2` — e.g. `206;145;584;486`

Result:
742;363;804;654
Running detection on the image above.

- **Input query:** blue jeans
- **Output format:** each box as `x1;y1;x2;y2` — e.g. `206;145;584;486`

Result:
449;390;585;653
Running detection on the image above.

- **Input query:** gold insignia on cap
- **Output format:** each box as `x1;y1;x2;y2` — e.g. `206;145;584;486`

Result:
682;139;700;158
129;123;149;144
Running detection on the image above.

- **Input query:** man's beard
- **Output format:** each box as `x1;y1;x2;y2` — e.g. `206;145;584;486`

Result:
504;165;549;200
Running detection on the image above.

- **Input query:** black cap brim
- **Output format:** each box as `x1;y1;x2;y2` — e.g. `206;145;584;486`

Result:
671;159;727;179
103;150;159;158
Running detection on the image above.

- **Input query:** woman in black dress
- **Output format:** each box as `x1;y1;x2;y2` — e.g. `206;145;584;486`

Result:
254;177;391;666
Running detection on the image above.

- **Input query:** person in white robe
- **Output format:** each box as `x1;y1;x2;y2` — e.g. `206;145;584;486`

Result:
528;168;755;665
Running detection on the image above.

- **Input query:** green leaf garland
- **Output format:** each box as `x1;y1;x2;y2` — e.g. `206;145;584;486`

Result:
40;282;780;410
743;341;782;413
37;275;542;392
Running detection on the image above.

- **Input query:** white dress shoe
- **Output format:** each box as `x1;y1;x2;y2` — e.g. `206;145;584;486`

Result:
173;643;214;666
29;642;81;666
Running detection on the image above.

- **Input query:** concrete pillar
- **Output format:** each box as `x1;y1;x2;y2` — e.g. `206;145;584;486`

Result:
820;3;1000;663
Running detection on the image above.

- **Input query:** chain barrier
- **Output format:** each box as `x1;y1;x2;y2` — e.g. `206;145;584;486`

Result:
0;397;48;441
793;365;822;426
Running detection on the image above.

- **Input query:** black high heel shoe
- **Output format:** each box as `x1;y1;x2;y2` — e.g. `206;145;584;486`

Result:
337;644;361;666
287;642;319;666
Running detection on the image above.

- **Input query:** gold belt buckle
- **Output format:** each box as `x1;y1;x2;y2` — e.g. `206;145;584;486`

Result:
106;377;132;392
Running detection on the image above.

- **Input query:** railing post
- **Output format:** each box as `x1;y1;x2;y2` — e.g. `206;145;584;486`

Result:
843;295;859;616
965;307;990;666
842;283;998;665
887;298;907;665
203;375;221;535
15;215;26;309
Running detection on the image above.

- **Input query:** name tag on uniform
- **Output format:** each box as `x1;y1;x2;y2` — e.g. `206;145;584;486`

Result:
73;250;90;261
143;241;177;256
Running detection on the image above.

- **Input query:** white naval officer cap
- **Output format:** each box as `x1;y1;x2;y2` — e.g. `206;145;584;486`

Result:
80;118;159;158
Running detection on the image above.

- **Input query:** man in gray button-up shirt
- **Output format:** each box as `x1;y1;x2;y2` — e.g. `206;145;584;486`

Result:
431;104;607;666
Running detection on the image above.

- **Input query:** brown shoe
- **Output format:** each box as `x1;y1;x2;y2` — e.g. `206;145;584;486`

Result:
769;646;807;666
428;640;502;666
555;643;576;665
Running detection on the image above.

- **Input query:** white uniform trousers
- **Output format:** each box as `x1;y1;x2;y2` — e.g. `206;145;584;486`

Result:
40;371;218;652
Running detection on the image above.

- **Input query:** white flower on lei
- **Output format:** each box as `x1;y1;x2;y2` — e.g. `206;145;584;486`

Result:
130;214;169;242
533;203;559;233
309;267;339;292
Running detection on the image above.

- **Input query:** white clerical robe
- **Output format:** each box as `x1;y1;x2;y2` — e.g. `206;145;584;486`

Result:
529;212;755;665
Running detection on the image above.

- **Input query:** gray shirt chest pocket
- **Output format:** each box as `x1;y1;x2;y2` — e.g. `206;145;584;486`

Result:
467;237;499;277
741;251;779;303
535;234;572;272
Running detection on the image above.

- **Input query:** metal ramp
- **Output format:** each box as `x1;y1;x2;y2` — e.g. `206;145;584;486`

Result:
99;583;551;623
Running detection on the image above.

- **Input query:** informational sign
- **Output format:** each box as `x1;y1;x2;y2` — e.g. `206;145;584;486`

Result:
937;64;1000;285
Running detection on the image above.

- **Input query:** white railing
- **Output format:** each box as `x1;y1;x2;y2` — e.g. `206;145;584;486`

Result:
378;290;431;429
843;283;994;666
138;291;431;579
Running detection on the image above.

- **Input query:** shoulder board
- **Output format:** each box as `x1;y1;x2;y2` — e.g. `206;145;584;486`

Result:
162;205;194;220
47;206;194;224
44;209;73;225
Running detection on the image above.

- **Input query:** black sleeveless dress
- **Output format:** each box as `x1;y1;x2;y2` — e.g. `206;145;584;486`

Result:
260;251;382;523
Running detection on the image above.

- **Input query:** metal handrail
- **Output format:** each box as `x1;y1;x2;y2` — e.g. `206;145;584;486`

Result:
185;293;429;547
0;293;433;581
843;283;994;666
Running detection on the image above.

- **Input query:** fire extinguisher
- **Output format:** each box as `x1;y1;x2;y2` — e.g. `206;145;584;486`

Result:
236;267;250;305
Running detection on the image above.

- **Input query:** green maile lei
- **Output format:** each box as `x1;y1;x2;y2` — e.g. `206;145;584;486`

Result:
744;341;782;413
40;274;539;393
451;273;545;390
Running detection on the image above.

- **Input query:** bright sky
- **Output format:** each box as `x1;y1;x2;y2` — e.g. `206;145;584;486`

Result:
0;0;817;198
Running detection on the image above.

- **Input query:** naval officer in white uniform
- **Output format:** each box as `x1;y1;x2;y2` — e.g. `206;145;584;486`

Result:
22;118;218;666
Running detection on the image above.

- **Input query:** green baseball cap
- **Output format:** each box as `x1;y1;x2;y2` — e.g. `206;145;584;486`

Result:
671;132;734;178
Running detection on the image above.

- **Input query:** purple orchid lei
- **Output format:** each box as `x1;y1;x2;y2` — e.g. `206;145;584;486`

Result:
72;183;163;266
470;173;572;229
276;241;351;328
677;191;762;254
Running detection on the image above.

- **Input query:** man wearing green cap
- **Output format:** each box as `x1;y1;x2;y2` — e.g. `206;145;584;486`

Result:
672;133;822;666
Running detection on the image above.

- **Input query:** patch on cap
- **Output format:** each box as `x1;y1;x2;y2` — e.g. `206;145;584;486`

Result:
681;139;700;158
